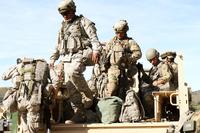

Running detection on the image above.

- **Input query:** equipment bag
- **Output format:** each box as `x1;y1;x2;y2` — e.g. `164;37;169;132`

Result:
119;89;144;123
96;96;123;124
18;58;49;98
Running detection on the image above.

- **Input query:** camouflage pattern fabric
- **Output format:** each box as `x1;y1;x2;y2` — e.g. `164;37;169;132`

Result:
104;36;142;97
119;90;144;122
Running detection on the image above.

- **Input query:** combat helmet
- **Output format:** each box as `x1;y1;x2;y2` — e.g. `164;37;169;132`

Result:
113;20;129;33
146;48;159;61
58;0;76;14
161;51;176;59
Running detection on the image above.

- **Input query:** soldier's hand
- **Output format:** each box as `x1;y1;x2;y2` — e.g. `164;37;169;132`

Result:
92;52;100;64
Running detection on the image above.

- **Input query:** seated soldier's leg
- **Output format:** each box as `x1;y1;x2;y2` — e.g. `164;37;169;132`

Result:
140;87;155;118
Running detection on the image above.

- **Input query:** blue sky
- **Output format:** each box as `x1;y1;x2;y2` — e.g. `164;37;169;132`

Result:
0;0;200;91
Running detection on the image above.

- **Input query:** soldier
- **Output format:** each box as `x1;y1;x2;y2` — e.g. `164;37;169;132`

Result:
1;58;22;118
145;48;173;90
50;0;102;124
138;48;173;117
161;51;178;89
2;58;51;133
104;20;142;98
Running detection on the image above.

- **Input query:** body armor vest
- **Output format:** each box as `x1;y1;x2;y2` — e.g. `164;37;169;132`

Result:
109;37;132;68
60;16;90;54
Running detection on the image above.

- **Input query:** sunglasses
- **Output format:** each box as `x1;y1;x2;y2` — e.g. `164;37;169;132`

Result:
148;57;157;62
61;11;69;16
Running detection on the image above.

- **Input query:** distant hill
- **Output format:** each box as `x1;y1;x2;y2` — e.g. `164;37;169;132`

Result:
191;90;200;105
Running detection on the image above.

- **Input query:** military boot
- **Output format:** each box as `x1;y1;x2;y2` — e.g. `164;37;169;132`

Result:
65;109;86;124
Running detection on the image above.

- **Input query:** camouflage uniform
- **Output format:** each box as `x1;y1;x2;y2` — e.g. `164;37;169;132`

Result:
50;0;102;124
141;48;173;117
2;59;21;89
2;58;50;133
1;59;22;112
161;51;178;89
105;20;142;97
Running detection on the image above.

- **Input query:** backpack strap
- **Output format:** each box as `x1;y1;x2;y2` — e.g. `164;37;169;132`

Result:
18;59;37;98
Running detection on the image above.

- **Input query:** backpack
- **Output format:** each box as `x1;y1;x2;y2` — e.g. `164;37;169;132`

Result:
18;58;49;100
96;96;123;124
96;72;108;98
119;90;144;123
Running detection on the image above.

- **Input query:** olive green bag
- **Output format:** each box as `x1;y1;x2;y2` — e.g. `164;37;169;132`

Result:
96;96;123;124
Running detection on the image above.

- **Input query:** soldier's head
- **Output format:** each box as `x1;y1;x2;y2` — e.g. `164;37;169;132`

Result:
146;48;160;66
16;58;22;64
58;0;76;21
161;51;176;63
113;20;129;39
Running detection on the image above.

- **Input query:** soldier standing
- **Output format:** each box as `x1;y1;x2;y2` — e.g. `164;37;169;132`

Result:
2;58;50;133
104;20;142;98
50;0;102;124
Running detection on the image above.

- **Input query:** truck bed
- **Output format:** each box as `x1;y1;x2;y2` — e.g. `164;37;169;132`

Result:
46;122;178;133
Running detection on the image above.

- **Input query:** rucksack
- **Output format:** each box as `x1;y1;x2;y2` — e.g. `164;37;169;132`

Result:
18;58;49;99
119;89;144;123
96;96;123;124
96;72;108;98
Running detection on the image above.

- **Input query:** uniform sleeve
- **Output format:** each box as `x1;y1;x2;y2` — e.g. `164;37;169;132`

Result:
2;66;17;80
50;31;61;61
129;39;142;62
81;17;102;52
159;64;172;83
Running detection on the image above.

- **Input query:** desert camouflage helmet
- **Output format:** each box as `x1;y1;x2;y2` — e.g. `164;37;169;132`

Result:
161;51;176;59
113;20;129;32
146;48;159;61
58;0;76;14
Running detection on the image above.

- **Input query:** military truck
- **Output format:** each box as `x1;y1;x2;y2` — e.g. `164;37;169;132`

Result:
40;54;199;133
1;54;199;133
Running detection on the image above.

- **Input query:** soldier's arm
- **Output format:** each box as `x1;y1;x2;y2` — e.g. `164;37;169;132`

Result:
129;39;142;63
81;17;102;52
50;31;62;66
2;66;17;80
153;64;172;86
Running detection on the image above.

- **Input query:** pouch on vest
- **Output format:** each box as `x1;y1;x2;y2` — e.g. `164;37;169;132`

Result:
18;58;48;99
96;96;122;124
110;45;124;65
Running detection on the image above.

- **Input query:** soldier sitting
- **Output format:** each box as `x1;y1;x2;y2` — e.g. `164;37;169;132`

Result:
138;48;173;118
161;51;178;89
